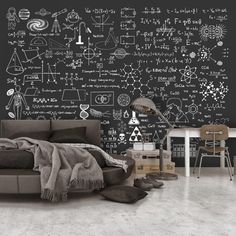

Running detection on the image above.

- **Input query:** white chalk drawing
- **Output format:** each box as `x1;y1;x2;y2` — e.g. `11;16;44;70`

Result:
90;91;114;106
35;8;51;17
30;37;47;47
118;133;127;144
7;7;20;30
24;87;39;96
5;85;29;120
89;109;111;118
4;6;230;154
22;48;45;63
51;8;68;34
186;100;200;119
163;98;189;123
95;27;118;50
200;81;229;101
120;20;136;30
190;41;225;66
113;109;122;120
60;73;79;85
27;19;49;32
23;61;60;85
66;9;81;24
6;48;25;75
121;8;136;18
129;126;142;142
62;89;87;101
49;38;69;50
79;104;89;120
120;33;135;46
110;48;130;59
91;14;114;32
18;9;30;20
76;22;91;45
199;24;226;41
179;66;197;84
117;93;130;107
128;111;140;125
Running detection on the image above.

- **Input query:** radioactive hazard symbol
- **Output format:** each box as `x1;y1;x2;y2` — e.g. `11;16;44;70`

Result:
129;126;142;142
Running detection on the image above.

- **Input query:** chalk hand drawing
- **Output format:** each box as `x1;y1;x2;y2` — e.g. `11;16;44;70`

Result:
179;66;197;84
6;48;25;75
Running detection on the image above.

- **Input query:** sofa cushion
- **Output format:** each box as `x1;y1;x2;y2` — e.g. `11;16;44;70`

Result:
100;185;148;203
49;127;88;143
0;149;34;169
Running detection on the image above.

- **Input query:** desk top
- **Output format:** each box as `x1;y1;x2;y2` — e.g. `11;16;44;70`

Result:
168;127;236;138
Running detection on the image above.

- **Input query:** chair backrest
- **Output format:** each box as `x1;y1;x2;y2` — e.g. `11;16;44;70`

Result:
200;124;229;141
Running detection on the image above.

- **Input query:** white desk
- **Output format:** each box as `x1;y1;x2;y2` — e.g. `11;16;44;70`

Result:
166;128;236;177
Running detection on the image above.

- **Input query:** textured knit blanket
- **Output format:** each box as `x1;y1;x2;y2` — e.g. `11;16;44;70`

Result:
0;138;127;202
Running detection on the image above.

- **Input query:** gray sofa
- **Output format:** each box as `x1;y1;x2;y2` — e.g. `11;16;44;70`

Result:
0;120;134;194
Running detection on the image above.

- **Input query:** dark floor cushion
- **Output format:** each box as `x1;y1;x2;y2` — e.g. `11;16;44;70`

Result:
9;130;51;141
100;185;148;203
87;149;106;168
0;149;34;169
49;127;87;143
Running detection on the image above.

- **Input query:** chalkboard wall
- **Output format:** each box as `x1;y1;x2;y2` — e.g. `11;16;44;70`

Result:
1;0;235;163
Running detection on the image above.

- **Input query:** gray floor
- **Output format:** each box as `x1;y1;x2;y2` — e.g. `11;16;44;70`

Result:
0;168;236;236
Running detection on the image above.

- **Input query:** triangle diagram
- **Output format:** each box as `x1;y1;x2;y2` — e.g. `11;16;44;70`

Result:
129;126;142;142
6;48;24;75
49;38;69;50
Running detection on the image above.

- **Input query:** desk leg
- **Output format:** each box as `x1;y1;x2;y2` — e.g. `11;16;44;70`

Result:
185;130;190;177
167;136;171;153
220;140;225;168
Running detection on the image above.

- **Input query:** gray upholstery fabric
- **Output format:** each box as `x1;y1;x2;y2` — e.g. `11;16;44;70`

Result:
1;120;50;138
0;155;134;193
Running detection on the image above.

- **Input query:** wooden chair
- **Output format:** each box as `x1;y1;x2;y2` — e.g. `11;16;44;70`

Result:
193;124;233;180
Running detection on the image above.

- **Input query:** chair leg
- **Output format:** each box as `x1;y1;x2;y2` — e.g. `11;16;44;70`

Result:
193;148;200;174
197;155;204;179
225;155;233;181
226;149;233;176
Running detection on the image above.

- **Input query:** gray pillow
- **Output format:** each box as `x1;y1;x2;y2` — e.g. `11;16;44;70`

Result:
100;185;148;203
0;149;34;169
49;127;87;143
10;130;51;141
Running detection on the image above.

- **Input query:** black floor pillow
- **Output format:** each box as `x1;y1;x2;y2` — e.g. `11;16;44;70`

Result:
99;185;148;203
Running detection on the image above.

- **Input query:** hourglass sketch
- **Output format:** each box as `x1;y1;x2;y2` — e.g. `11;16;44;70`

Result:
79;104;89;120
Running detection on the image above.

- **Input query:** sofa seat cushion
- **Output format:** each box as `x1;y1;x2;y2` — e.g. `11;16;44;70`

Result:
0;149;34;169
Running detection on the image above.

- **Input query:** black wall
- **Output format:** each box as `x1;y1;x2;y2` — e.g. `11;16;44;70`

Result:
1;0;236;163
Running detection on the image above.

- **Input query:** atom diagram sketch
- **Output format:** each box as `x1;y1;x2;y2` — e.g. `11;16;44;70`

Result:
200;81;228;101
190;41;225;66
179;65;197;84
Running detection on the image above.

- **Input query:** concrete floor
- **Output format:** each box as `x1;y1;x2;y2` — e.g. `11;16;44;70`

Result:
0;168;236;236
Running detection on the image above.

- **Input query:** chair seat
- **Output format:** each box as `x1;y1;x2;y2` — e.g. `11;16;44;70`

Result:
200;146;226;153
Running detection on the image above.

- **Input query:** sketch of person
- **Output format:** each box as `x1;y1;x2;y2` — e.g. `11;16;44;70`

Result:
6;7;20;30
163;98;189;123
5;85;29;120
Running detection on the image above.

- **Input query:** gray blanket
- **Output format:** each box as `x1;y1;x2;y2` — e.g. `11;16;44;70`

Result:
0;137;126;202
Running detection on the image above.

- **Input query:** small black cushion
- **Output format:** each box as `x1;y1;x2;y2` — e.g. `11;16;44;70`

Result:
0;149;34;169
49;127;87;143
87;149;106;168
100;185;148;203
10;130;51;141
